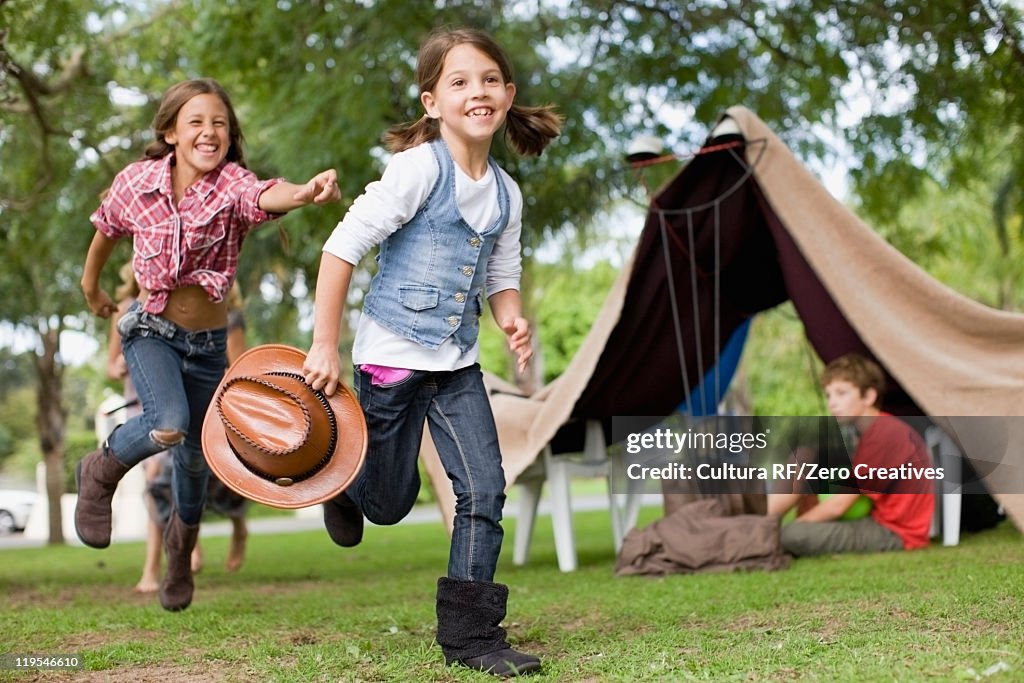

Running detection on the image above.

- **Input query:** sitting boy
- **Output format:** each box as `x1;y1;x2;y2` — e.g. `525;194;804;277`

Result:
767;354;935;556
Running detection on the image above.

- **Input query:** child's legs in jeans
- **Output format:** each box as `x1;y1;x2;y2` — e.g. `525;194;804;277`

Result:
346;364;506;581
169;330;227;524
109;323;225;525
108;334;191;468
169;440;210;526
426;365;506;582
347;366;432;525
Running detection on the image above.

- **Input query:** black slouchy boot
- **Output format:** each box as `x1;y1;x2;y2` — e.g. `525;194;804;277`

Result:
435;577;541;678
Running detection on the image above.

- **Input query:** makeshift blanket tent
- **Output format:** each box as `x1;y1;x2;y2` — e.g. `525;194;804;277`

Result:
420;105;1024;535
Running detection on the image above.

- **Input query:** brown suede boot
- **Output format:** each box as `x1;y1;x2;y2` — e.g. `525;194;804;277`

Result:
74;445;131;549
160;513;200;612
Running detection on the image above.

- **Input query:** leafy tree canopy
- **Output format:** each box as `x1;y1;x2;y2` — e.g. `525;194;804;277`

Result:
0;0;1019;391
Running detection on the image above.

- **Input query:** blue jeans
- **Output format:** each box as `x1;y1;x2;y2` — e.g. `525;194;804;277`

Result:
348;363;506;582
107;302;227;525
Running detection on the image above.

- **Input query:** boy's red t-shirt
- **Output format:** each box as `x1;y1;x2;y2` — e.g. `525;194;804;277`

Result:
853;414;935;549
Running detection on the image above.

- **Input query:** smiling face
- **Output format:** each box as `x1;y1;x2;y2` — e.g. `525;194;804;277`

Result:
163;93;231;187
420;43;516;154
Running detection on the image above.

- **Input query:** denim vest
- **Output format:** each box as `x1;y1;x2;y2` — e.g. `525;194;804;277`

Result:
363;140;510;352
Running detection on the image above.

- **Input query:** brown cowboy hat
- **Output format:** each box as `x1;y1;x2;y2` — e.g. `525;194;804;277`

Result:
202;344;367;509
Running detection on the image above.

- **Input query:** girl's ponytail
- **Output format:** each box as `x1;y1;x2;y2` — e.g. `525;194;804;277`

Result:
504;103;563;157
384;115;441;154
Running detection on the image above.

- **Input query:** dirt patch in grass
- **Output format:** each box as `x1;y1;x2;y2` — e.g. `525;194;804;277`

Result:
60;628;164;651
4;583;155;611
539;602;645;638
714;613;776;634
287;630;319;646
681;601;850;645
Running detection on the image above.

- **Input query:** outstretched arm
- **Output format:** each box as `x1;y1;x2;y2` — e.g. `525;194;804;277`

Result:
259;169;341;213
303;253;355;397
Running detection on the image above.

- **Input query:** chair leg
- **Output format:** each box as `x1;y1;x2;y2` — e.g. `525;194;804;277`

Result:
512;477;542;566
940;435;962;547
927;426;962;547
608;450;644;552
925;428;943;539
544;446;578;572
943;491;962;547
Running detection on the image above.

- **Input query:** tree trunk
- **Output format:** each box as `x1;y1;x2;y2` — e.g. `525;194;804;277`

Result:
34;325;67;546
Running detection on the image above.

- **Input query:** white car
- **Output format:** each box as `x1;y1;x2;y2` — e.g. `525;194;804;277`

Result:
0;489;39;535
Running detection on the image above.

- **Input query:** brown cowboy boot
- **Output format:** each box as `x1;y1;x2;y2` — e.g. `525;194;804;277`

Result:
160;513;200;612
74;445;131;549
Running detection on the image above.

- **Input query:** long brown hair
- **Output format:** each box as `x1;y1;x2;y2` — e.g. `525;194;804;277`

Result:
384;27;562;156
143;78;247;167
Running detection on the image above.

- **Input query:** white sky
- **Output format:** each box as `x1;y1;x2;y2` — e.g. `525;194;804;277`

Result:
0;323;100;368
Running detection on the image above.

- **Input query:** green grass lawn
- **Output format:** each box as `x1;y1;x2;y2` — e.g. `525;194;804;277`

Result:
1;508;1021;682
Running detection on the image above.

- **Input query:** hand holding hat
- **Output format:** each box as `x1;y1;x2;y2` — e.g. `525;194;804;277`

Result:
202;344;367;509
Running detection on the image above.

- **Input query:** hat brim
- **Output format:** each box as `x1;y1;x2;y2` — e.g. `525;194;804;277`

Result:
201;344;367;509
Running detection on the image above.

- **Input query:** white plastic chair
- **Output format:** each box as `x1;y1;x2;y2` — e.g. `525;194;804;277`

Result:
924;425;962;546
512;419;645;572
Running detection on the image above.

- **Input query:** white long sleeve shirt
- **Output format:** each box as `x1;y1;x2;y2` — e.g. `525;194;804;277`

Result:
322;143;524;371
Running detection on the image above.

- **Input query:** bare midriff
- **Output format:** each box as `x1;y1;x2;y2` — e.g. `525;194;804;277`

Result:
140;285;228;331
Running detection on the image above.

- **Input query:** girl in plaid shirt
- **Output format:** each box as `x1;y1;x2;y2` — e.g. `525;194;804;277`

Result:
77;78;339;612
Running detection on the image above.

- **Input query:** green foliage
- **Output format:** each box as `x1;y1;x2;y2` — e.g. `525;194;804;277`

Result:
0;425;98;494
63;429;97;492
3;0;1023;510
743;304;826;417
478;308;512;380
0;348;34;401
0;425;14;462
858;140;1024;312
828;1;1024;249
0;386;37;443
0;1;130;326
5;0;1020;337
0;435;41;483
479;258;622;385
531;260;622;384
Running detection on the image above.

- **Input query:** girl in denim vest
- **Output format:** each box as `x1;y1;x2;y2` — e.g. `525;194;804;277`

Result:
303;27;561;678
78;78;340;612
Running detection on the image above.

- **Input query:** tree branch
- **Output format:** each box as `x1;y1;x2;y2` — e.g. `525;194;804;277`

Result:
0;33;84;210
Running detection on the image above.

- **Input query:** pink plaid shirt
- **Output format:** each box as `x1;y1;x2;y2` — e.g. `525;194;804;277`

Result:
91;154;282;315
